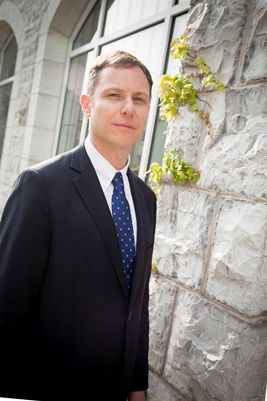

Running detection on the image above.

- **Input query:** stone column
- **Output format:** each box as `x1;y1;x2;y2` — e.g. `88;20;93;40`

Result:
148;1;267;400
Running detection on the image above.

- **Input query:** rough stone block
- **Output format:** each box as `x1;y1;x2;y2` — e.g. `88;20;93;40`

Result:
22;126;55;162
0;154;15;213
164;107;202;167
4;127;25;156
149;275;177;372
0;152;21;203
163;291;267;401
27;93;59;130
206;198;267;316
32;59;65;97
199;88;267;198
187;0;247;84
154;186;214;288
148;370;187;401
243;0;267;82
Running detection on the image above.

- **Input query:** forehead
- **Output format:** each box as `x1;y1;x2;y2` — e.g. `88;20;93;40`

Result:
96;66;150;95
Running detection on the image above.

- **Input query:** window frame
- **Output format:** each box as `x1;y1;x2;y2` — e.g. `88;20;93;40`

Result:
0;33;16;87
0;33;17;161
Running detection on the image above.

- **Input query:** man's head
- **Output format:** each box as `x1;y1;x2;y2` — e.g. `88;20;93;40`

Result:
80;51;152;169
87;50;153;98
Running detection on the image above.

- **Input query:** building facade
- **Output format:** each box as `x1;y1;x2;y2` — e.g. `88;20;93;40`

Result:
0;0;267;400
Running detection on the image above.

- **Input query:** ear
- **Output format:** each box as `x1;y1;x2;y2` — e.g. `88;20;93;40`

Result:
80;94;91;117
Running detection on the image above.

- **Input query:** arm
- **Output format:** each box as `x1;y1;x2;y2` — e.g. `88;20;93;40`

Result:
0;169;51;380
128;193;157;394
128;269;150;391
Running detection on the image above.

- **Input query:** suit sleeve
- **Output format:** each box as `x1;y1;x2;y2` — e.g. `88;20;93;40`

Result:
0;168;51;383
129;192;157;391
128;270;151;391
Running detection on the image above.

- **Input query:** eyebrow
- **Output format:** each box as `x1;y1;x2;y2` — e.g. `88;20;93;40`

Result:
133;91;150;98
103;87;150;99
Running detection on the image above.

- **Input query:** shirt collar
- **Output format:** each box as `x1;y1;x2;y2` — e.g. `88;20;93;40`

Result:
84;136;130;193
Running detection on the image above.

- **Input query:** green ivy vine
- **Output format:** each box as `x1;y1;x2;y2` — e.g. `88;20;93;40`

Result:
146;149;200;191
159;31;224;123
146;31;224;190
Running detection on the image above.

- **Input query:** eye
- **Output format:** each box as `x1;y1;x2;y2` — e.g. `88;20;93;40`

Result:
133;97;146;105
108;92;120;99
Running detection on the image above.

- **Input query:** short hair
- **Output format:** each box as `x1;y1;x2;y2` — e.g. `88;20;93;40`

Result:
87;50;153;97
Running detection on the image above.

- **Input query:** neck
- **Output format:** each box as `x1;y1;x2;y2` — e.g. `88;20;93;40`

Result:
89;136;130;170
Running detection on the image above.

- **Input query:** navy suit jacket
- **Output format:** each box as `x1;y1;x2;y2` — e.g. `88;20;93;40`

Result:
0;143;156;400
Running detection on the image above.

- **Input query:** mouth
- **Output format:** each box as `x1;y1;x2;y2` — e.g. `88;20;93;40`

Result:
113;123;135;131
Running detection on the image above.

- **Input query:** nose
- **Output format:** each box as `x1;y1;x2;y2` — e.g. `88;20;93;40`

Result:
121;98;134;116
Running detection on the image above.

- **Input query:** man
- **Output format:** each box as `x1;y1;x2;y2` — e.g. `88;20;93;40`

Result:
0;51;156;401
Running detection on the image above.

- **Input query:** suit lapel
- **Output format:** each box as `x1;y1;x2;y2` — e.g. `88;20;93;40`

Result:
70;144;128;302
127;170;148;305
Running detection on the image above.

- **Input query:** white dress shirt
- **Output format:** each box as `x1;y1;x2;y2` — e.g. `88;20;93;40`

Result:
84;136;137;245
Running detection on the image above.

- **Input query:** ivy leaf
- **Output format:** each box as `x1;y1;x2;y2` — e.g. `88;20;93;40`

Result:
146;149;200;189
158;29;224;123
170;33;190;60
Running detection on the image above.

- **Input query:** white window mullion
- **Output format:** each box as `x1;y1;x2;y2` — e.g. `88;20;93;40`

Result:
138;13;173;178
0;76;13;87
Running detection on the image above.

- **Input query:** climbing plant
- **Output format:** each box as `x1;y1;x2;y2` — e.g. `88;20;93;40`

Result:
146;30;224;189
158;30;224;122
146;149;200;191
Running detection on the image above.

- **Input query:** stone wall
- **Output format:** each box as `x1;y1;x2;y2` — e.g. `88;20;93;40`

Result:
0;0;49;210
148;1;267;400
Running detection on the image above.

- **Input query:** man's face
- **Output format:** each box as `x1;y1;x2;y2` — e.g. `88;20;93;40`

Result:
82;66;151;156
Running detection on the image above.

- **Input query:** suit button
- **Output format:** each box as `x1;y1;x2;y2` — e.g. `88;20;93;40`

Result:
128;312;132;321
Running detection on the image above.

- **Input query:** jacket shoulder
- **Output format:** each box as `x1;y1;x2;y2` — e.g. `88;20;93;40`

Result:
129;170;156;201
27;144;87;174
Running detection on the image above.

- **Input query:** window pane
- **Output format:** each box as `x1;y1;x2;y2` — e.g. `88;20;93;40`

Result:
101;23;164;83
0;36;17;80
57;53;87;153
72;1;101;50
104;0;168;36
0;82;12;158
101;23;164;173
148;13;188;165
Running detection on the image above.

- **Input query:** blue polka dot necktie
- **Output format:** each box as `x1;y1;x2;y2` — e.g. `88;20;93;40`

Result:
112;172;135;293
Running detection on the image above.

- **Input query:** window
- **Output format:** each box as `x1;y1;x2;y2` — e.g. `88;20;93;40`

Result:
148;13;188;165
0;35;17;160
57;53;87;154
57;0;189;176
73;2;101;50
104;0;169;36
100;24;165;173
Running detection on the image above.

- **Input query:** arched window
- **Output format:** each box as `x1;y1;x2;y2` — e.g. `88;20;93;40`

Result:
0;32;17;160
56;0;189;175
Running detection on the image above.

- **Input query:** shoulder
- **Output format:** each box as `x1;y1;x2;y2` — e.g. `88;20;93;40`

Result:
7;144;88;201
28;143;85;174
128;169;156;202
17;143;89;183
128;170;157;226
